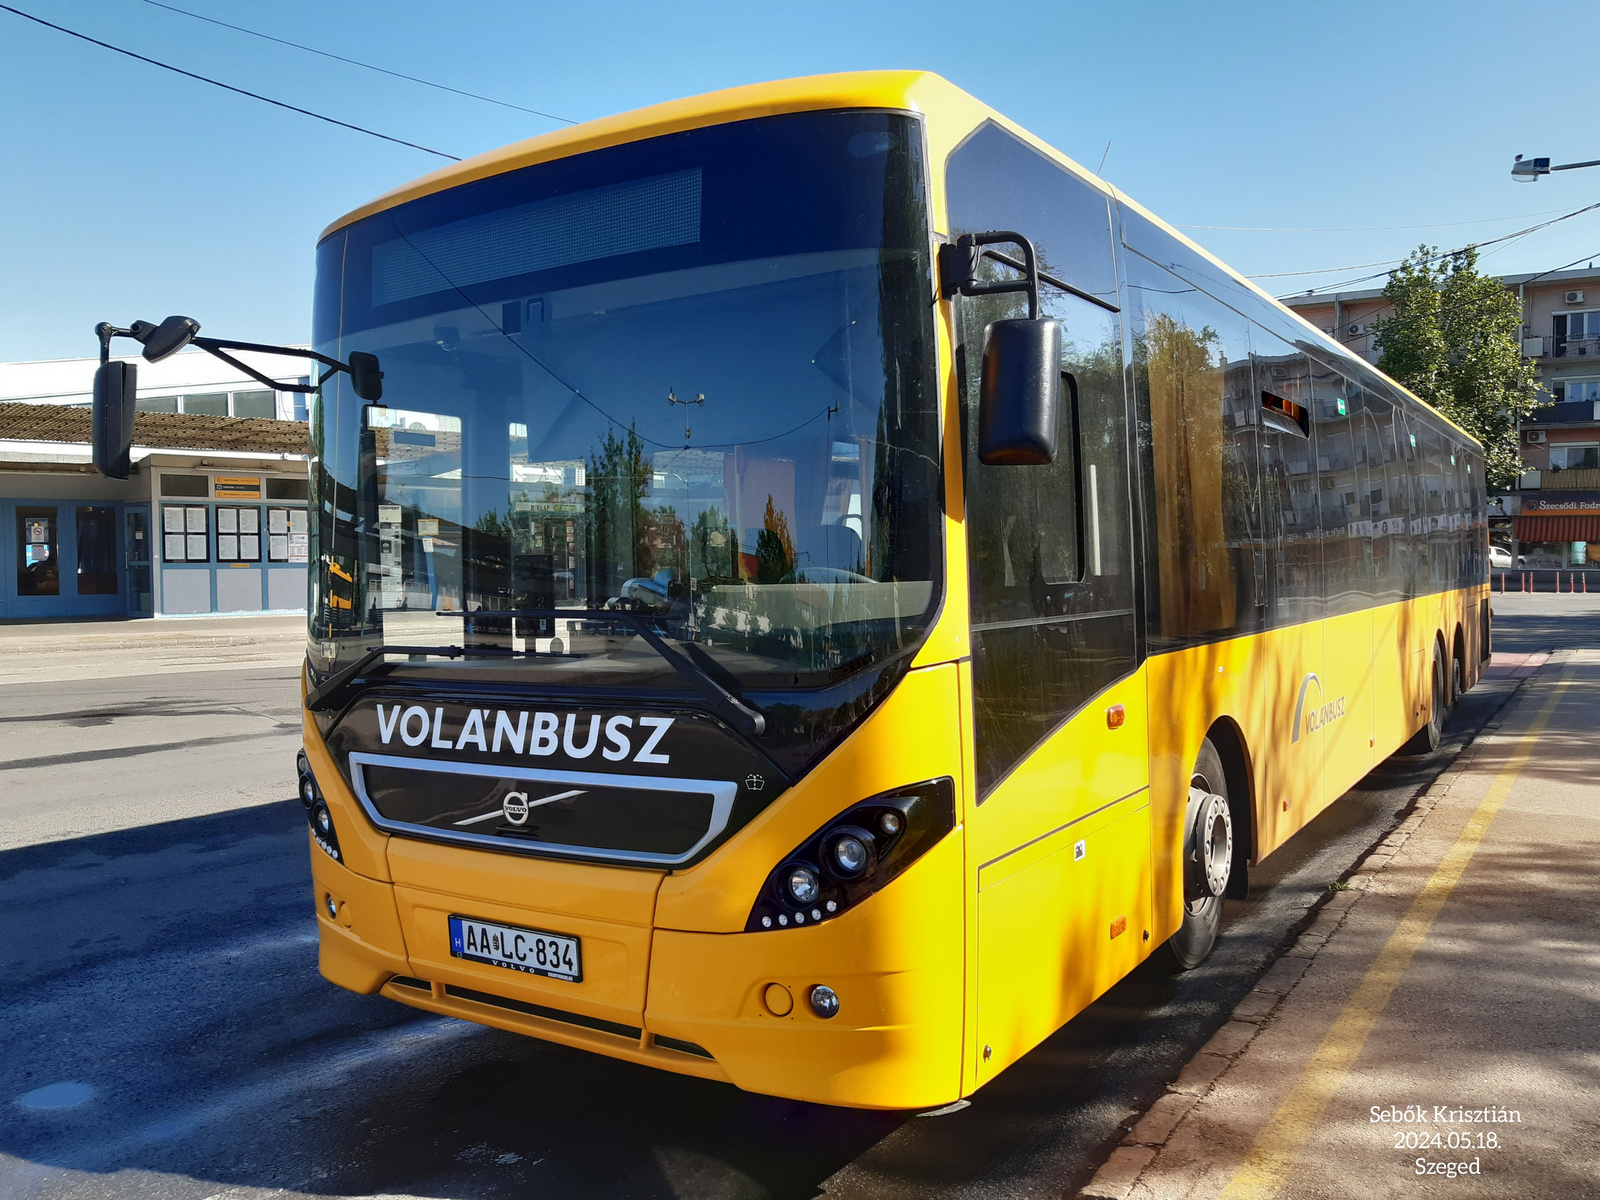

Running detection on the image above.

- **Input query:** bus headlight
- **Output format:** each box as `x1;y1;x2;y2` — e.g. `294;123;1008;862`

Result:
823;828;874;880
297;753;344;864
785;865;821;906
296;750;318;809
746;778;954;932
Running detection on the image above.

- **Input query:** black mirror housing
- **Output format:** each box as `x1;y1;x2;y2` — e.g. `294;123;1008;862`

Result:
978;317;1061;465
92;360;138;479
348;351;383;401
137;315;201;363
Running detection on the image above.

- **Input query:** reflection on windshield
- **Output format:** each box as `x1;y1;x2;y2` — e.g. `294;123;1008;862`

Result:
312;111;940;692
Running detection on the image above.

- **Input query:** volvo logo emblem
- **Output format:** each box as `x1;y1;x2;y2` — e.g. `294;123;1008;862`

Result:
502;791;530;825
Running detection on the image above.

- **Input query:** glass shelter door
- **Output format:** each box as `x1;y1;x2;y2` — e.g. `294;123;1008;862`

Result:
125;505;152;616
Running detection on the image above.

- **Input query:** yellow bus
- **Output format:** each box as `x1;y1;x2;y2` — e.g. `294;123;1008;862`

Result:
297;71;1490;1109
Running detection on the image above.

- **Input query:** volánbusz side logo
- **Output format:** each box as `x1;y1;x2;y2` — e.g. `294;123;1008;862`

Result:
373;703;674;765
1291;673;1346;744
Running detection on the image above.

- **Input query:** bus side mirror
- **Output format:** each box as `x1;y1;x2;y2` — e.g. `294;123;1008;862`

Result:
978;317;1061;465
92;360;138;480
348;351;384;401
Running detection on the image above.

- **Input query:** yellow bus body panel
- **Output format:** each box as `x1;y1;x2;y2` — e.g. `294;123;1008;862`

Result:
654;663;966;933
648;831;966;1109
303;67;1492;1107
388;838;663;1031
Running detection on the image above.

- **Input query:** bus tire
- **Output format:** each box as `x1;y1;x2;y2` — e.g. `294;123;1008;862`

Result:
1160;738;1232;971
1400;645;1445;756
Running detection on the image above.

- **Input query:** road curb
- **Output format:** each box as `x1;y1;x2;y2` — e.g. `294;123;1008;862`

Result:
1075;651;1553;1200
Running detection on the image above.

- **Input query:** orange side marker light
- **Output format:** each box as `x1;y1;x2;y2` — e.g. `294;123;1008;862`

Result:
1106;703;1126;729
1110;915;1127;939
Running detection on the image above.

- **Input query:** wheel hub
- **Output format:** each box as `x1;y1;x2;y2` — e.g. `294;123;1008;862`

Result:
1186;786;1232;900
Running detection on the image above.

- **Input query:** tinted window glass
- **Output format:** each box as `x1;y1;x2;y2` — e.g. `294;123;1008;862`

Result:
313;111;942;719
161;473;209;498
1360;394;1408;604
17;507;59;597
1124;224;1261;647
75;506;119;595
1252;333;1322;625
233;390;277;419
1311;363;1366;615
948;123;1134;794
184;393;228;416
266;477;309;500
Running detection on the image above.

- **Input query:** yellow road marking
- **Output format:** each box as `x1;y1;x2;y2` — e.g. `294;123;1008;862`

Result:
1216;664;1573;1200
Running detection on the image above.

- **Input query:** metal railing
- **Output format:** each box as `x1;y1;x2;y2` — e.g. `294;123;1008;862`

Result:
1494;569;1598;593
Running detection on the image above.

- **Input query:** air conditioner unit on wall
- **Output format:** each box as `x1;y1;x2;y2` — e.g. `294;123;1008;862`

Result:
1347;322;1368;337
1525;429;1547;443
1566;290;1585;305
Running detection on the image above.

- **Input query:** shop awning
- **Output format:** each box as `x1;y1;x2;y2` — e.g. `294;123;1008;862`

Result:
1516;514;1600;542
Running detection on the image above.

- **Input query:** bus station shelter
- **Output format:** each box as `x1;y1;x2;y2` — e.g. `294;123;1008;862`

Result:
0;403;310;621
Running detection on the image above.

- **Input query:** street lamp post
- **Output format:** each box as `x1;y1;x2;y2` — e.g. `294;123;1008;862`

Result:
1511;154;1600;181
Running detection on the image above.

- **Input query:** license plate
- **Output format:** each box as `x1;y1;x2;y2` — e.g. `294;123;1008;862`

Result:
448;915;582;983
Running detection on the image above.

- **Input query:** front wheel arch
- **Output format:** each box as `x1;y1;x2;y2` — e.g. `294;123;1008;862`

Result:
1202;717;1254;901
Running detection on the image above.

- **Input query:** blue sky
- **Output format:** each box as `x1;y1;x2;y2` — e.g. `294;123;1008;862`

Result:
3;0;1595;362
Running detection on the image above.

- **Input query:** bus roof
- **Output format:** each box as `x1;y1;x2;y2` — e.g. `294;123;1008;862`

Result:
320;70;1479;450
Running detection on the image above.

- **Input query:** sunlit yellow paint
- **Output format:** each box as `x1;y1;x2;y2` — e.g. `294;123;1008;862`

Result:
304;70;1489;1108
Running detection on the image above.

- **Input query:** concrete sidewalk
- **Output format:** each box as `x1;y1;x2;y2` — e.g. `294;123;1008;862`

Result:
1085;649;1600;1200
0;614;305;685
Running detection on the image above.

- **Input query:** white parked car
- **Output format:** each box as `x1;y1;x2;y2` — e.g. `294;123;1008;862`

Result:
1488;546;1520;569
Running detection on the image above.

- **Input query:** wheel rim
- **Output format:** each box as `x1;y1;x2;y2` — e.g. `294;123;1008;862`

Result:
1185;783;1232;908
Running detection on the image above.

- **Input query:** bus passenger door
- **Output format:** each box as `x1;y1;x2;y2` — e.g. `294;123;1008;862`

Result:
945;121;1146;1086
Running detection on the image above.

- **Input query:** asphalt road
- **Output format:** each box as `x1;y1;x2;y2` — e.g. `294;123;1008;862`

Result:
2;598;1594;1200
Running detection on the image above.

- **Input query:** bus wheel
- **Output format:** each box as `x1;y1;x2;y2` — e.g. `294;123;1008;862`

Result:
1400;646;1445;756
1162;739;1233;971
1452;652;1467;704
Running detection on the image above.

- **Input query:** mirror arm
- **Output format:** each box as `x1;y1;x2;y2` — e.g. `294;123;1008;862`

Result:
939;233;1121;315
980;249;1121;314
190;336;352;394
941;231;1040;318
94;322;135;365
188;340;316;394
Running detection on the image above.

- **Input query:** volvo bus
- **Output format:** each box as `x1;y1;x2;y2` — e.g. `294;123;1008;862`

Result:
291;71;1488;1109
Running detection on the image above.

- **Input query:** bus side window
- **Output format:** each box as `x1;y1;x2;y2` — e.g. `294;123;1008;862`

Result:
1121;216;1265;647
947;121;1136;797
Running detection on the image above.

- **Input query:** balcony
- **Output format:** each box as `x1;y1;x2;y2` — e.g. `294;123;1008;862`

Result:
1554;335;1600;359
1519;467;1600;491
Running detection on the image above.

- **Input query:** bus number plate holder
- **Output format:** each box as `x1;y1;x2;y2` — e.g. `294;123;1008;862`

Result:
448;914;582;983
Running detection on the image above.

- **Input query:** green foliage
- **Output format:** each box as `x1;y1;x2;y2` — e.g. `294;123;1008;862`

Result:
587;423;652;581
688;507;739;584
1374;246;1542;486
755;494;795;583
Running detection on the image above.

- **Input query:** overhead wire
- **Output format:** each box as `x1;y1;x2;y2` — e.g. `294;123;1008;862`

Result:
1177;208;1573;233
135;0;577;125
1258;199;1600;296
0;3;461;160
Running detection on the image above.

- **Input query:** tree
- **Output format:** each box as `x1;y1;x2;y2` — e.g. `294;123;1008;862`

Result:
587;423;651;592
754;494;794;583
1373;246;1541;486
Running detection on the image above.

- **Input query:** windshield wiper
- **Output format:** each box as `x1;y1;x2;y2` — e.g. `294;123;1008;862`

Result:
305;644;558;713
439;608;768;737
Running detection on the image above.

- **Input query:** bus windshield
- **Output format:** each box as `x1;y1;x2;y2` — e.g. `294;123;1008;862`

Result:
310;111;941;695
